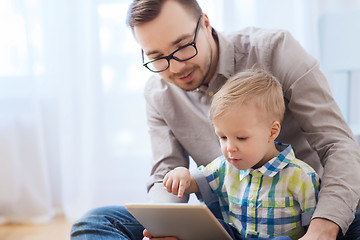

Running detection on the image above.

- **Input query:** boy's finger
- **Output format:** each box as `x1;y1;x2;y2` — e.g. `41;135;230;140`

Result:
163;174;169;186
168;181;174;193
171;179;180;195
164;177;173;193
177;182;186;198
143;229;152;238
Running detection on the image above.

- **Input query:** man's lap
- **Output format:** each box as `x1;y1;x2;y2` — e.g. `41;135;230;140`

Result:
70;205;360;240
341;209;360;240
70;205;144;240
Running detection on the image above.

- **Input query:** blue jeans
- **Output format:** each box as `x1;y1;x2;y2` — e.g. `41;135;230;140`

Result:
71;204;360;240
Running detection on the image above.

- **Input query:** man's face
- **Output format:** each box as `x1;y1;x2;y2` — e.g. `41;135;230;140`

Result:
133;1;214;91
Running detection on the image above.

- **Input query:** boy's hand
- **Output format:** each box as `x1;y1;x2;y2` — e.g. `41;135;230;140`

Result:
163;167;192;198
143;229;178;240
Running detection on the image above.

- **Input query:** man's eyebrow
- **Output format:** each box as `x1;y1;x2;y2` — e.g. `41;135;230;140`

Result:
171;33;191;46
145;33;192;56
145;49;161;56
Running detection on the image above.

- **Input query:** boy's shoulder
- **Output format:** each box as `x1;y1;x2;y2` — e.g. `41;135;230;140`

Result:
286;157;318;176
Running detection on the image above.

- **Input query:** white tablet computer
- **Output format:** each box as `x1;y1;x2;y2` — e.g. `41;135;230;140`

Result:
125;203;232;240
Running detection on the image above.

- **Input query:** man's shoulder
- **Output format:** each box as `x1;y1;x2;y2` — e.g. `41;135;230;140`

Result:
144;75;170;98
231;27;289;38
143;75;185;106
226;27;292;48
144;74;165;92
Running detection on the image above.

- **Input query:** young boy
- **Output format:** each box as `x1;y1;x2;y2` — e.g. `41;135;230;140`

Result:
163;69;320;239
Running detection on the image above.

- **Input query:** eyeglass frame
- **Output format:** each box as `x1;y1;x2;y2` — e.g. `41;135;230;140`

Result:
141;14;203;73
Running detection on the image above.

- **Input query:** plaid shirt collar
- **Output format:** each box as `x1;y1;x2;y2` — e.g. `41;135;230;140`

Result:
239;142;294;181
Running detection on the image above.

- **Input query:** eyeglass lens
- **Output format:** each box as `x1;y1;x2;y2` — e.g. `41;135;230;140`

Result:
146;45;197;72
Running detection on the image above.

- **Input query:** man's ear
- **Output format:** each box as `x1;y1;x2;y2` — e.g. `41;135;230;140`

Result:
201;13;212;32
269;121;281;142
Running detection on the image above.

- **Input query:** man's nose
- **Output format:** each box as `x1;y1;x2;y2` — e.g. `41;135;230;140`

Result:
168;59;186;73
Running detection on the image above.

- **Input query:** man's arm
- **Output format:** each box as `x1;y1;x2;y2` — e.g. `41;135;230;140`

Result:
300;218;339;240
144;77;190;203
269;30;360;234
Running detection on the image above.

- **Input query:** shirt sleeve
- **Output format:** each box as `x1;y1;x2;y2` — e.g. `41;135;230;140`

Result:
193;157;227;203
198;157;225;191
191;168;217;205
144;76;190;203
268;30;360;234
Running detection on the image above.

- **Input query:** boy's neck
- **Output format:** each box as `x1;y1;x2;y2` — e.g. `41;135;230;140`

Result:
252;143;281;169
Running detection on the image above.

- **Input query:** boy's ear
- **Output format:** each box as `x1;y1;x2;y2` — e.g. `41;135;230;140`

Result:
269;121;281;142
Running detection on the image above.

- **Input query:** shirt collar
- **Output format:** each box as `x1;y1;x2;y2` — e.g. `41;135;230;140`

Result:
205;30;236;94
239;143;295;181
212;29;235;80
187;29;235;96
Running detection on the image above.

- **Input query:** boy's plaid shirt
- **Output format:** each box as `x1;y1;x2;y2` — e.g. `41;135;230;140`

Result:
199;143;320;239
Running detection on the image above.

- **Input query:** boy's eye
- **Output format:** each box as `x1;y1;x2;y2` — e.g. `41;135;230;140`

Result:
219;136;227;140
237;137;247;140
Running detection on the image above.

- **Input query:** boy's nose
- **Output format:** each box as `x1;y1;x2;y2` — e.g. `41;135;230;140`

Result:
227;141;238;152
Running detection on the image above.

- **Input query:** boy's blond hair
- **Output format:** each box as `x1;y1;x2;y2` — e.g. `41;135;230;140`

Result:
210;69;285;123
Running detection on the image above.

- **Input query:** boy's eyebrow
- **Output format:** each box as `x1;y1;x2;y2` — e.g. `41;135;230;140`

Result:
145;33;192;57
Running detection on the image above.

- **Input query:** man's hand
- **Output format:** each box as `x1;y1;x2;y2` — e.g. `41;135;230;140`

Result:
299;218;340;240
142;229;178;240
163;167;193;198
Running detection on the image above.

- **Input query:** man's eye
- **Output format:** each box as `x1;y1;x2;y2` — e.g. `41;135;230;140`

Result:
149;55;162;60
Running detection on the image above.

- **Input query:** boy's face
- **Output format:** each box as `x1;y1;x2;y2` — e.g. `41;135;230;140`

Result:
133;0;215;91
213;103;279;170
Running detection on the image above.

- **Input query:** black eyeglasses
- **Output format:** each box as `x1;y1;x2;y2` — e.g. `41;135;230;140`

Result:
142;14;202;73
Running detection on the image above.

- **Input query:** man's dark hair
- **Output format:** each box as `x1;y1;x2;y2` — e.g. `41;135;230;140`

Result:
126;0;202;29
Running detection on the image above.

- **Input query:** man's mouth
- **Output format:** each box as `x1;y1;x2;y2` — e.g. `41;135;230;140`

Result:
177;71;194;82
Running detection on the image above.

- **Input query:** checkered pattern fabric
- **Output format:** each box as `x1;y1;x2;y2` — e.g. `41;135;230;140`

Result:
199;143;320;239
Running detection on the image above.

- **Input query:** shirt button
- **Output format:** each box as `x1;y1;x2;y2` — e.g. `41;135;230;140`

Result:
208;91;214;97
249;203;254;208
253;177;258;183
276;200;282;206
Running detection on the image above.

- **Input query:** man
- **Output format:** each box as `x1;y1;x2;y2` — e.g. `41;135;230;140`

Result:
71;0;360;239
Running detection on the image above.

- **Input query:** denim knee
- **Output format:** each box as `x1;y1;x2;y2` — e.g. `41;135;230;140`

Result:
71;206;144;240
